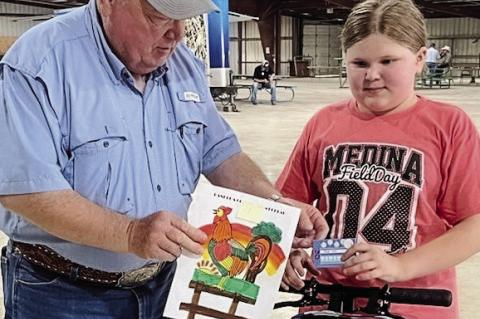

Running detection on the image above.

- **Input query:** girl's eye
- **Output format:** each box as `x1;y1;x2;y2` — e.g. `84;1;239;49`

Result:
353;61;368;68
381;59;394;65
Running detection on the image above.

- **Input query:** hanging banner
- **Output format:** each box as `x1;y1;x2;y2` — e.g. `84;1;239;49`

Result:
207;0;230;87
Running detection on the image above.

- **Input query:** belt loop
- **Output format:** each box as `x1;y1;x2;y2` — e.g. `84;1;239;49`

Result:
69;265;80;281
6;240;14;254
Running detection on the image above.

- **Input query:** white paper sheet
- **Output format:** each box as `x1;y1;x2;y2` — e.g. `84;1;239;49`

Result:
164;183;300;319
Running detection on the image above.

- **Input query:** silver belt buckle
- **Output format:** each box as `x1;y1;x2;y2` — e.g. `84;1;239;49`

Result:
117;262;163;288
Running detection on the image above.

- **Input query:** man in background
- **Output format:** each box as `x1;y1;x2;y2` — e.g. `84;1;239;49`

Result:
426;42;440;74
252;60;277;105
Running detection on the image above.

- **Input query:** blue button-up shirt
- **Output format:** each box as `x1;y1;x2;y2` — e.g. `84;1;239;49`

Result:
0;0;241;272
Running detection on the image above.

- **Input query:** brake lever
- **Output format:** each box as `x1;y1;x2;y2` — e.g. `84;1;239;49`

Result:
275;278;328;309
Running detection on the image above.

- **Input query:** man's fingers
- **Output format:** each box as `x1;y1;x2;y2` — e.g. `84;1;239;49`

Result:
279;198;313;230
158;234;183;257
156;250;177;262
171;217;208;244
167;224;205;256
281;197;330;243
128;211;208;261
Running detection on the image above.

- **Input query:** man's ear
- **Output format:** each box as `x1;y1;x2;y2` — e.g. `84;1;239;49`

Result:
415;47;427;74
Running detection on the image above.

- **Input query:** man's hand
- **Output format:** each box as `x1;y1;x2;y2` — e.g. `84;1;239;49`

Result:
280;197;329;248
126;211;208;262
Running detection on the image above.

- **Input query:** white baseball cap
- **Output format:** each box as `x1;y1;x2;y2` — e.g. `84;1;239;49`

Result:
145;0;219;20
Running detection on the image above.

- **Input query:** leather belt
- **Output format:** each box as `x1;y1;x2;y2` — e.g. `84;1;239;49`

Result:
11;241;164;288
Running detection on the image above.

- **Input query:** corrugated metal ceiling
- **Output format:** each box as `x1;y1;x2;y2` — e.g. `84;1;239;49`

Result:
1;0;479;21
230;0;480;23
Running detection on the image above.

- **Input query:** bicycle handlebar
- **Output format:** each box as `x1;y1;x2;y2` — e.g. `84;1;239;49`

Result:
275;278;452;313
388;286;451;307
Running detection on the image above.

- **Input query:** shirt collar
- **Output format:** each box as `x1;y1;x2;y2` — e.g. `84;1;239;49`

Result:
85;0;166;85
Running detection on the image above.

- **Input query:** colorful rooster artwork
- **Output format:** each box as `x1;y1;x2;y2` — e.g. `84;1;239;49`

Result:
163;184;301;319
208;206;272;283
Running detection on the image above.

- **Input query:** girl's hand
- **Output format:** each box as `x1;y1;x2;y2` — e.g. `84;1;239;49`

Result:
281;249;319;290
341;242;406;283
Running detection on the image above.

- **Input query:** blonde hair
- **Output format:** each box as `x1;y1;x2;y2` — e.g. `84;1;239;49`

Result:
341;0;426;53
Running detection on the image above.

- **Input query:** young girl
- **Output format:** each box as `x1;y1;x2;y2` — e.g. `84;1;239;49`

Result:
276;0;480;318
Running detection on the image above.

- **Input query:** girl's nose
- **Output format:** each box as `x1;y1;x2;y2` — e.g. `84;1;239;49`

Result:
365;65;381;81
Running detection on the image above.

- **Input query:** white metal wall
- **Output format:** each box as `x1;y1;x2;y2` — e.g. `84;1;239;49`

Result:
243;20;263;75
229;16;293;76
0;3;51;36
228;22;239;74
302;24;342;75
279;16;293;75
301;17;479;76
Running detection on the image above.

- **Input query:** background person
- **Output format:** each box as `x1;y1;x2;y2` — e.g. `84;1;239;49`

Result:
426;42;440;74
278;0;480;318
251;60;277;105
433;45;452;84
437;45;452;71
0;0;327;318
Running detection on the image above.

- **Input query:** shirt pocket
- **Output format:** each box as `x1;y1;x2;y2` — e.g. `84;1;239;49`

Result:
70;125;134;214
171;96;207;195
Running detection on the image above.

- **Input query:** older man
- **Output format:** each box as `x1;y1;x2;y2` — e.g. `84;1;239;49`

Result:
438;45;452;70
0;0;326;318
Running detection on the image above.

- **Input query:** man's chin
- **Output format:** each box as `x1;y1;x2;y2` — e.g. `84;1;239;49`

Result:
129;61;166;76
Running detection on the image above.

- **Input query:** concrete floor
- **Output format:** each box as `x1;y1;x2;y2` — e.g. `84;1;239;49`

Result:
0;77;479;318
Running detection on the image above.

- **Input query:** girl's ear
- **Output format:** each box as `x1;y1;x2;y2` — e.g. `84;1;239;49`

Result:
415;47;427;73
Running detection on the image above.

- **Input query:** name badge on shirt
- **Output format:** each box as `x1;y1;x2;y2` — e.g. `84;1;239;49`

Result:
183;91;201;102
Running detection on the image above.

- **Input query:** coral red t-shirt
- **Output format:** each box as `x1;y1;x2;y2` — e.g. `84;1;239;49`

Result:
276;96;480;318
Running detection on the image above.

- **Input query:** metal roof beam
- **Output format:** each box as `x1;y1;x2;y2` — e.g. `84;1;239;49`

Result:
414;0;480;18
0;0;85;9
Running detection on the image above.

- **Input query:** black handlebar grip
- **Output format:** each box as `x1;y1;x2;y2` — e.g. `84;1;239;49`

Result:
389;288;452;307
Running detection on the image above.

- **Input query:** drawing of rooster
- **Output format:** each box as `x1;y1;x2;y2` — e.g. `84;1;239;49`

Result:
208;206;272;283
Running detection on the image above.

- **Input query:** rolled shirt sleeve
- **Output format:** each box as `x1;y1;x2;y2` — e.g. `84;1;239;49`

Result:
201;105;241;174
0;64;71;195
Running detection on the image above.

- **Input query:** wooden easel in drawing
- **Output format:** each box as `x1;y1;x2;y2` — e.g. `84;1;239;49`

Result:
179;281;256;319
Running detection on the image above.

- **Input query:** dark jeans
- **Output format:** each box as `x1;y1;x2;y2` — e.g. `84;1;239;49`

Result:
1;244;176;319
251;81;277;103
426;62;437;75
